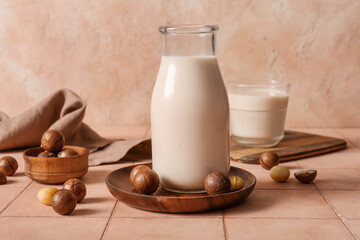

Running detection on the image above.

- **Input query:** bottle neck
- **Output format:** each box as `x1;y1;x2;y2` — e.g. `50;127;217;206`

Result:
159;25;218;57
162;33;216;56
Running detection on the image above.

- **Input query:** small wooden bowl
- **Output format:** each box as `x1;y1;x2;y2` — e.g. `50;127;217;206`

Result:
23;146;89;184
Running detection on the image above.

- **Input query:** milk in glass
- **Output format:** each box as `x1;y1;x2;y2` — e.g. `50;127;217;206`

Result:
228;83;289;147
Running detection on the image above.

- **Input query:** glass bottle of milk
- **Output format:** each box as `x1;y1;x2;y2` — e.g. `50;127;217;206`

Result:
151;25;230;193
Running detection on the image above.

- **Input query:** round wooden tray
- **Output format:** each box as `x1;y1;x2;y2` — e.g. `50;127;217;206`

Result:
105;163;256;213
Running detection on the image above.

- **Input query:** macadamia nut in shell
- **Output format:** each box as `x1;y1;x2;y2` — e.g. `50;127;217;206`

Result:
62;179;86;202
0;156;18;176
204;171;231;195
259;152;280;170
0;172;7;184
132;169;160;195
51;189;77;215
41;130;65;153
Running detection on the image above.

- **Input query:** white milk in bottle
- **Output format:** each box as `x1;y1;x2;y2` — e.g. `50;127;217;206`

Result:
151;25;229;192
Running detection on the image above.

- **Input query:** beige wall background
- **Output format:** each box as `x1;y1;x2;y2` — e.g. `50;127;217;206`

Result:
0;0;359;127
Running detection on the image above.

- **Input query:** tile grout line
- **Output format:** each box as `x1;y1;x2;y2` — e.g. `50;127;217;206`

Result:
293;159;302;169
221;211;228;240
110;216;222;219
333;128;360;150
255;188;315;190
109;216;358;220
2;214;348;220
241;167;360;170
314;184;357;240
0;216;111;219
219;216;345;220
100;200;118;240
143;126;151;139
255;188;360;191
0;180;33;215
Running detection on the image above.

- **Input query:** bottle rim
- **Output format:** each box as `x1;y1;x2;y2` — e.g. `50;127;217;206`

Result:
159;25;219;35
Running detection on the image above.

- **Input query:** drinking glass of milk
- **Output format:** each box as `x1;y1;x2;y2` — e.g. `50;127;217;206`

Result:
151;25;230;193
227;81;290;147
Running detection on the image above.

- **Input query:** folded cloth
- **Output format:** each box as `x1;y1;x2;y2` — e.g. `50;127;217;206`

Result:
0;89;151;166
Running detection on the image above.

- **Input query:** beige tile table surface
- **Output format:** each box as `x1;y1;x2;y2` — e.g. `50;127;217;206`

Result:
0;127;359;240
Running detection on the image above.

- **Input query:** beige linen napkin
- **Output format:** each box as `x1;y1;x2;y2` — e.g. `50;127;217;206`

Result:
0;89;151;166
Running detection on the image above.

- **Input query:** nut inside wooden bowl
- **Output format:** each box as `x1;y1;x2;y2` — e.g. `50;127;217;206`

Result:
23;146;89;184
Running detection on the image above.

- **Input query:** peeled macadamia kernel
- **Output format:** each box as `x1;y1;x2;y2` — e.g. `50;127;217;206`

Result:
129;165;151;184
51;189;77;215
132;168;160;195
204;171;231;195
0;156;18;176
0;171;7;184
229;176;244;191
270;165;290;182
41;129;65;153
37;187;58;206
294;170;317;184
260;152;280;170
58;148;78;158
62;178;86;202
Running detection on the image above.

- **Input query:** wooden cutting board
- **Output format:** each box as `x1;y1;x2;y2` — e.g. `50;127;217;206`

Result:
230;130;347;164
